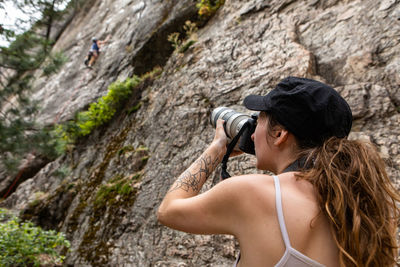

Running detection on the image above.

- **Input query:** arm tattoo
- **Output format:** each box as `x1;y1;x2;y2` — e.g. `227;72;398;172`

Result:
169;153;220;194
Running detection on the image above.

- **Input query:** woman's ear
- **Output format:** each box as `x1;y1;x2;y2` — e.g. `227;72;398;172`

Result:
274;129;289;146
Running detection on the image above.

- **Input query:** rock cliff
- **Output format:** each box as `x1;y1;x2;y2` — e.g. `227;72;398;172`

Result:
1;0;399;266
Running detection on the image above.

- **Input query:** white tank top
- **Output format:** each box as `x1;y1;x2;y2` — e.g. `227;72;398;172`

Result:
233;176;325;267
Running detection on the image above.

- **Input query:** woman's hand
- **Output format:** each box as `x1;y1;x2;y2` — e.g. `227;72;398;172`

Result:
212;119;244;158
211;119;228;153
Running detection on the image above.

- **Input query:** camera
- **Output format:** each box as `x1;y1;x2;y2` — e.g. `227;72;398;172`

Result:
210;107;257;154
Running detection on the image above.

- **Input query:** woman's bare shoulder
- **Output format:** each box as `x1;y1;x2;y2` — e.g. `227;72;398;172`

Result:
221;173;275;191
217;174;277;212
277;172;316;198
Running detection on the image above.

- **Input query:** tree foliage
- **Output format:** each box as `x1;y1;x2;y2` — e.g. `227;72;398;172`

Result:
0;0;71;174
15;0;68;43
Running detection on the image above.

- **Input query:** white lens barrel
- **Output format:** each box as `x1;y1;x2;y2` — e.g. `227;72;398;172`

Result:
211;107;250;139
211;107;230;127
226;113;250;138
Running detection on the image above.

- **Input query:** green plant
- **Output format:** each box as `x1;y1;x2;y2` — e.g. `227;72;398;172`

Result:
94;173;142;208
52;76;141;151
167;32;182;50
141;65;163;80
0;208;70;267
141;156;150;163
77;76;141;136
127;102;142;114
53;165;71;178
183;20;198;37
179;40;196;53
51;122;79;154
168;21;198;53
136;145;149;152
52;67;162;155
196;0;225;19
28;191;48;208
117;145;135;156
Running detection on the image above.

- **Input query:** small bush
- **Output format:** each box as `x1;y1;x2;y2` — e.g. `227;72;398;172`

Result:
53;165;71;178
179;40;196;53
94;174;141;208
0;208;70;267
167;32;182;50
77;76;141;137
141;66;163;80
168;21;198;53
53;76;141;152
51;121;80;153
196;0;225;19
52;67;162;154
183;20;198;37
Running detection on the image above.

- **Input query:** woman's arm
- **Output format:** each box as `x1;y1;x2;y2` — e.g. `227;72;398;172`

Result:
166;144;223;195
160;119;227;197
157;120;244;234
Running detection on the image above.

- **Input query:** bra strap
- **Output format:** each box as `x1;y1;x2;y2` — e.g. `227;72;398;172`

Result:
273;175;291;248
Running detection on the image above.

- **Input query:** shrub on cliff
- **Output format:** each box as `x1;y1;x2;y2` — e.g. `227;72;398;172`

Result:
53;76;141;150
196;0;225;19
77;76;141;136
54;67;162;154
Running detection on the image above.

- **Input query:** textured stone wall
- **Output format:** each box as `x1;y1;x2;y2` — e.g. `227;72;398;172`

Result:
1;0;399;266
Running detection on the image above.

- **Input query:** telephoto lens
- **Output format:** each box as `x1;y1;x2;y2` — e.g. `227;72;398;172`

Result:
211;107;252;139
210;107;257;154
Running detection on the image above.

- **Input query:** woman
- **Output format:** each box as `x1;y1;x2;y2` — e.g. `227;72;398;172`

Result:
86;35;111;67
157;77;400;266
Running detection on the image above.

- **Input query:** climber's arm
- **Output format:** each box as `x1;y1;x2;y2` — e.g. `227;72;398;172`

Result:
98;35;111;46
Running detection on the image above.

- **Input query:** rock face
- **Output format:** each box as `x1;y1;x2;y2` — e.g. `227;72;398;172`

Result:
1;0;399;266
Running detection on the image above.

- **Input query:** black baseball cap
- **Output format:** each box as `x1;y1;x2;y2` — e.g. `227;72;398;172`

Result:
243;76;352;146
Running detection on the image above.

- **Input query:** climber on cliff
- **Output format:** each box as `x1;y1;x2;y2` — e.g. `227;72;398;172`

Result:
84;35;111;68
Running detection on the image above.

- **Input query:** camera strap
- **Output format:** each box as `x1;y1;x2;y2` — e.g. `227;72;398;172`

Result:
220;121;251;179
282;157;306;173
220;121;306;179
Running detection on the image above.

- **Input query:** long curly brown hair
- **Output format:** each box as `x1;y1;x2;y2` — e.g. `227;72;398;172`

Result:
267;113;400;266
298;138;400;266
